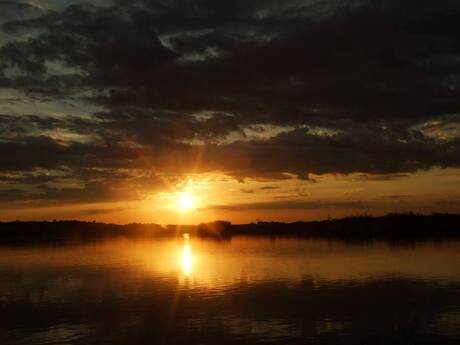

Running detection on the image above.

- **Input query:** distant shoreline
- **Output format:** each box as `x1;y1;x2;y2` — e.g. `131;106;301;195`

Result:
0;213;459;244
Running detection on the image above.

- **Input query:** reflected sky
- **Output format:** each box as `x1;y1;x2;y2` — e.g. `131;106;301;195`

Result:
1;237;460;286
1;237;460;344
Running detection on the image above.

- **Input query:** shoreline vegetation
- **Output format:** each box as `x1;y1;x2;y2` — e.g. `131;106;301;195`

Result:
0;213;459;244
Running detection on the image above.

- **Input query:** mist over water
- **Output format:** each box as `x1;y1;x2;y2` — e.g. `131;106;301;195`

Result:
1;236;460;345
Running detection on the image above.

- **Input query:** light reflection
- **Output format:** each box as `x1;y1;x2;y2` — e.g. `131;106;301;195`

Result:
4;238;460;287
182;233;192;276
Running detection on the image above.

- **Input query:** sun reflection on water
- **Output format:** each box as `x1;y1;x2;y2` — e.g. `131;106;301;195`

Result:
182;233;192;276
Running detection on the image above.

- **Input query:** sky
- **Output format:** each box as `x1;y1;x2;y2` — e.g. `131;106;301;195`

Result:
0;0;459;224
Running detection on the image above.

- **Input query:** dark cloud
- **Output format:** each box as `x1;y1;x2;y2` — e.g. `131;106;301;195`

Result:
199;127;460;178
208;199;368;211
240;188;254;194
0;135;146;171
0;1;43;21
77;207;128;216
260;186;279;190
383;195;410;200
4;0;460;119
0;169;165;204
0;0;459;204
0;188;30;201
353;173;409;181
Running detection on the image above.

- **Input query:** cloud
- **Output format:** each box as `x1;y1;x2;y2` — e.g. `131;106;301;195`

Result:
240;188;254;194
0;0;459;204
199;127;460;178
208;199;368;211
77;207;128;216
4;0;460;120
352;173;409;181
0;1;43;21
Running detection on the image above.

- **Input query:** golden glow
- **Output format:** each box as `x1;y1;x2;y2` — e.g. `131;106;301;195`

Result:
6;238;460;288
6;168;459;224
178;192;195;211
181;233;192;276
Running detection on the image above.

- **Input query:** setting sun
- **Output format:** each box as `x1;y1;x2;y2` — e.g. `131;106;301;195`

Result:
1;1;460;344
179;192;195;211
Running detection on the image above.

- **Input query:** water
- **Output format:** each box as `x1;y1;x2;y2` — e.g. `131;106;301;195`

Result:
1;236;460;344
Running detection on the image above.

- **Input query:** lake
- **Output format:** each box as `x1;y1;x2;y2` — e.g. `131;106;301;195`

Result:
1;236;460;344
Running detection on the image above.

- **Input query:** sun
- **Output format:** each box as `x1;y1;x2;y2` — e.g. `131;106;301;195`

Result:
178;192;195;211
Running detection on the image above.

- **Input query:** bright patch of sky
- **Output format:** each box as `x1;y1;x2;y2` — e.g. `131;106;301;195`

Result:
411;116;460;142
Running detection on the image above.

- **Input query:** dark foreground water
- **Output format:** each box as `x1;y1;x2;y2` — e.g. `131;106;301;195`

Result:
1;236;460;345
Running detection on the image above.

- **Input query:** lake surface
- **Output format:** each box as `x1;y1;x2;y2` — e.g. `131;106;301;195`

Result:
1;236;460;344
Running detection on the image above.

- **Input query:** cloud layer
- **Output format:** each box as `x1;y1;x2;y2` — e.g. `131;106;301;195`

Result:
0;0;459;203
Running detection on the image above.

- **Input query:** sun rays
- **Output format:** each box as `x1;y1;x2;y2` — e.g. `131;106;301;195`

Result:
178;192;195;211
